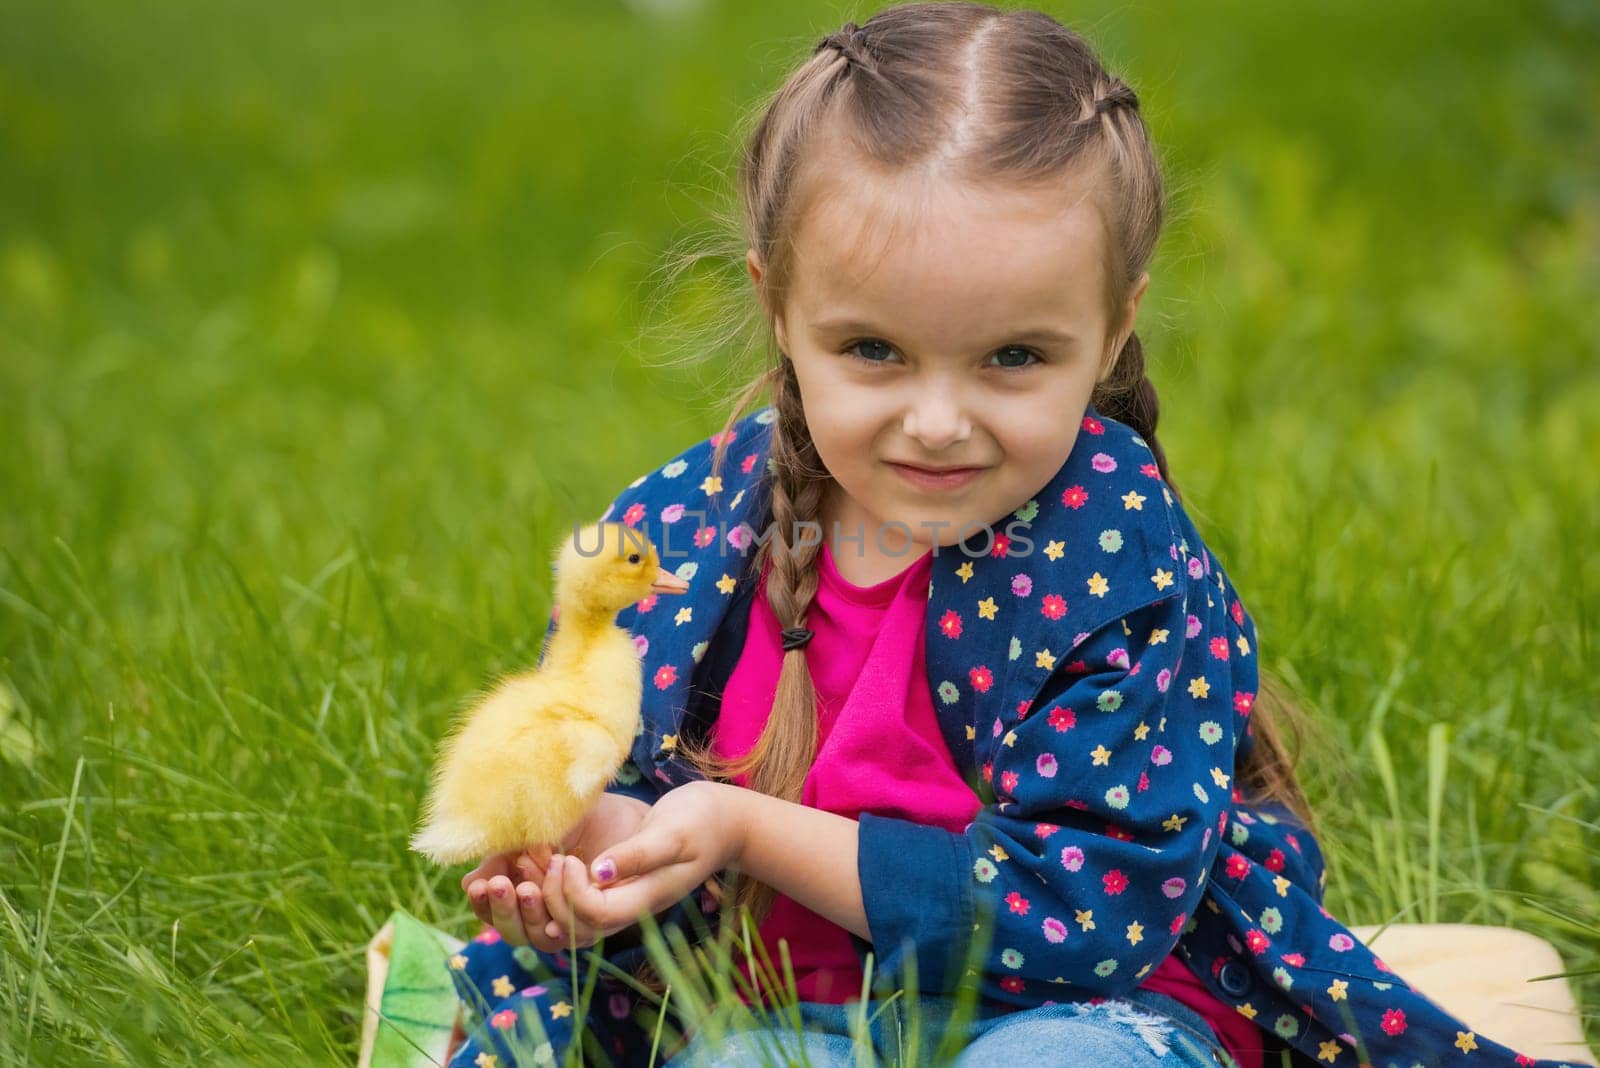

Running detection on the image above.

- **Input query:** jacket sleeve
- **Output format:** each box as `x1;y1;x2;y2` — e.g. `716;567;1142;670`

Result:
856;589;1235;1001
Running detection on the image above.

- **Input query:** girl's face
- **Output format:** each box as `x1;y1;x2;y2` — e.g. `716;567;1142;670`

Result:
749;167;1148;564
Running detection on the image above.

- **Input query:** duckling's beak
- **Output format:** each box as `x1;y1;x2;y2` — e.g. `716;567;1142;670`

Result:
650;567;690;595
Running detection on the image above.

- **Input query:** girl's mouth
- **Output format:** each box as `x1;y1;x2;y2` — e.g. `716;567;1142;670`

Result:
888;462;986;492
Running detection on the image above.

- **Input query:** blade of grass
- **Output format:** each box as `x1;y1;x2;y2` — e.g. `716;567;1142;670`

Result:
23;754;85;1057
1426;721;1449;924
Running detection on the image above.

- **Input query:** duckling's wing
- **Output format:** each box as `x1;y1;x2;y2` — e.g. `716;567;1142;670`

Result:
530;700;592;724
549;707;634;802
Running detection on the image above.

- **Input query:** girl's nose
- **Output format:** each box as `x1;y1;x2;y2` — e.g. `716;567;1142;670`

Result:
902;387;972;451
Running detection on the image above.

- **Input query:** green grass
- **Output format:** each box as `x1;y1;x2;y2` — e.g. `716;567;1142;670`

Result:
2;0;1597;1064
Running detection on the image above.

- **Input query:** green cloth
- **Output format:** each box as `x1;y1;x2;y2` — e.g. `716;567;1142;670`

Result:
362;909;465;1068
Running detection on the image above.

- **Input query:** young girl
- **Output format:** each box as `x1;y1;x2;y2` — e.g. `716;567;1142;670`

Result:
441;5;1585;1067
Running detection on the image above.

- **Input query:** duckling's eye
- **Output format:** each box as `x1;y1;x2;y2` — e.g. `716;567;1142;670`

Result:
627;553;641;564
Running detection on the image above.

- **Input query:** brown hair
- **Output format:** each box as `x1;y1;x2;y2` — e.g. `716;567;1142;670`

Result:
650;0;1321;953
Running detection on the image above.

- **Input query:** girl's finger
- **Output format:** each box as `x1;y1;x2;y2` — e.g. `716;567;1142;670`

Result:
543;855;601;948
515;881;556;951
589;831;682;888
460;852;511;895
586;863;692;930
560;859;603;947
467;879;492;927
486;875;528;947
459;861;491;896
542;855;572;939
516;845;553;885
564;849;610;931
515;854;545;884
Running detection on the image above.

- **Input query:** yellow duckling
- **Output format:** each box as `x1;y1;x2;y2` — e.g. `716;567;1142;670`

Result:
410;521;689;865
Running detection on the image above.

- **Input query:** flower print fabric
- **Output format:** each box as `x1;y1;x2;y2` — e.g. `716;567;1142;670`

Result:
858;592;1231;992
855;414;1257;1015
445;926;666;1068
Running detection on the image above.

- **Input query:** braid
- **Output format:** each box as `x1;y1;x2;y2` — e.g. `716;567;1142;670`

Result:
1061;76;1140;150
678;357;830;926
1071;72;1168;496
1092;330;1177;498
1087;77;1139;120
814;20;875;73
761;362;829;646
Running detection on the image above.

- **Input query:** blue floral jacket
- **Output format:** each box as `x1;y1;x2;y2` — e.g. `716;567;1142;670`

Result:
497;403;1581;1068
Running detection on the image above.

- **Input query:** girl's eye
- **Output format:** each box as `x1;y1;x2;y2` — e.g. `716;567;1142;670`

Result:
845;339;896;364
844;340;1043;369
993;345;1041;369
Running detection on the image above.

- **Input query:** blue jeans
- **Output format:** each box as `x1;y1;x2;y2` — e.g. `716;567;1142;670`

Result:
664;986;1232;1067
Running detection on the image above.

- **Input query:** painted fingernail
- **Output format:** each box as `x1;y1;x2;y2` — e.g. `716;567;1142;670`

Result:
593;858;616;883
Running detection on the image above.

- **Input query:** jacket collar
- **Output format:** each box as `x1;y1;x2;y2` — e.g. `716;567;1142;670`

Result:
605;401;1188;794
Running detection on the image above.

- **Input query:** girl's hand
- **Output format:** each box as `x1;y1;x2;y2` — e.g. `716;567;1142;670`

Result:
462;791;652;951
542;780;745;945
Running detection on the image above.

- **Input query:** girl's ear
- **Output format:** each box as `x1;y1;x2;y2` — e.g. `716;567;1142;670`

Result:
1127;270;1151;323
747;247;791;356
746;248;769;315
1098;271;1152;383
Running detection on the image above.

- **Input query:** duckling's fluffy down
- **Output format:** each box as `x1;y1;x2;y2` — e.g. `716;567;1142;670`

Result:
410;649;643;864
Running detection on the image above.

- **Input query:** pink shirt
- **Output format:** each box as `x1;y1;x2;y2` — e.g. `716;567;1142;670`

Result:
710;539;1260;1068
